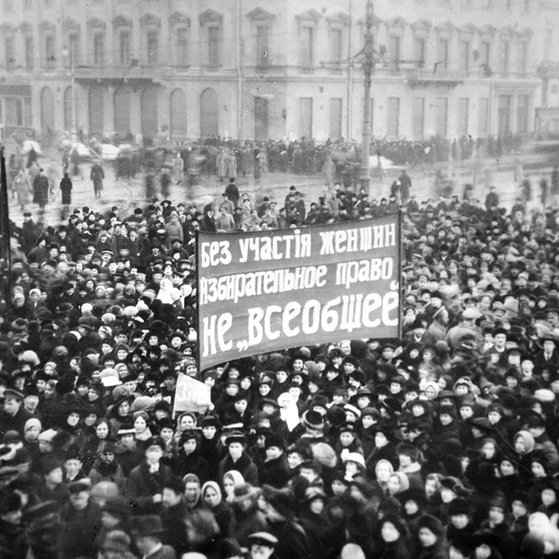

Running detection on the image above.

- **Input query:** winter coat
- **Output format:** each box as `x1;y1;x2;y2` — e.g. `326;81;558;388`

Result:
266;517;312;559
89;459;126;491
217;452;259;487
15;174;32;206
413;541;449;559
261;455;291;488
57;499;102;559
172;450;210;483
161;499;189;556
125;461;175;513
59;176;73;204
228;505;268;547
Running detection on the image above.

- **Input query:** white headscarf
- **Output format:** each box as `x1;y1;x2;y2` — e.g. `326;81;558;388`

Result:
277;392;300;432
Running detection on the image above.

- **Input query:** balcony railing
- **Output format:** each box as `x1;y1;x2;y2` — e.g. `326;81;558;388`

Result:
74;63;163;82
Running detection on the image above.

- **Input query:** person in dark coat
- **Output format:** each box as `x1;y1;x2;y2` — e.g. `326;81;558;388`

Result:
59;173;73;209
91;161;105;198
260;485;312;559
0;490;27;559
33;168;49;210
130;515;177;559
413;514;448;559
225;178;240;208
201;480;233;538
57;479;102;559
377;515;413;559
217;431;259;487
21;212;40;254
261;433;290;489
398;170;412;204
172;429;209;483
125;437;175;513
0;389;35;438
161;476;189;556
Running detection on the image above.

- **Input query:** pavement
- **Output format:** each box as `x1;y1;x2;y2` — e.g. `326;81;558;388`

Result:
7;144;559;227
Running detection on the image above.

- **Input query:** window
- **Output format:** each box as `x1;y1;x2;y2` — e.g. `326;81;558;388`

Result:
478;98;489;137
119;31;130;65
208;26;220;67
387;97;400;139
387;35;401;70
517;95;529;133
24;97;32;126
436;97;448;136
68;33;79;65
147;29;158;64
330;98;342;139
176;28;188;67
299;97;313;138
5;37;14;67
415;37;426;67
413;97;425;140
93;33;104;65
256;25;269;68
5;98;23;126
330;28;342;69
459;40;470;71
458;98;469;135
300;26;314;68
45;35;55;69
518;41;528;74
500;40;510;74
438;38;449;71
25;36;33;70
481;41;491;66
498;94;512;135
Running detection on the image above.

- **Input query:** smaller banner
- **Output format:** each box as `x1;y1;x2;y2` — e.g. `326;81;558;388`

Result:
172;374;212;416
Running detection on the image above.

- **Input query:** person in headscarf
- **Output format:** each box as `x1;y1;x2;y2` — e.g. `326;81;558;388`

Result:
183;472;202;511
277;392;300;432
223;469;245;504
201;480;233;536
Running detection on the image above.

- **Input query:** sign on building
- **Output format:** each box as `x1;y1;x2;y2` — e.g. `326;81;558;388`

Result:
197;216;402;370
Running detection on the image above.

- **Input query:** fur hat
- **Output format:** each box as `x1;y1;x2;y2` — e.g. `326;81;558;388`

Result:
301;410;325;431
416;514;445;537
264;433;286;450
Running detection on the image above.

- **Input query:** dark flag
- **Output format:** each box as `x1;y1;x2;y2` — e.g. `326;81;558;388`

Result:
0;147;11;311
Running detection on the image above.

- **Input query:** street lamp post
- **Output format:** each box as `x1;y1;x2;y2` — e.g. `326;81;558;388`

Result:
360;0;374;196
63;46;77;137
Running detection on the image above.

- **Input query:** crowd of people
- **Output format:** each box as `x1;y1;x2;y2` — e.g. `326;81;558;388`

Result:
1;168;559;559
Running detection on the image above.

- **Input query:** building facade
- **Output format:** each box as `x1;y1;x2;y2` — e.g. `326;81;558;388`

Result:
0;0;556;143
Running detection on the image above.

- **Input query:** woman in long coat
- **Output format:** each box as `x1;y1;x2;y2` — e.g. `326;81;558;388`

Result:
225;151;237;180
216;149;227;181
59;173;73;208
14;169;32;210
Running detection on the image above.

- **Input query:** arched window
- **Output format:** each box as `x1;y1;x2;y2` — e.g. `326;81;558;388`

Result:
89;88;105;136
141;88;158;136
40;86;55;132
114;88;131;136
63;86;73;131
200;88;218;137
170;88;187;137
